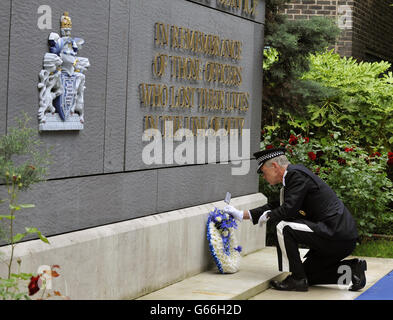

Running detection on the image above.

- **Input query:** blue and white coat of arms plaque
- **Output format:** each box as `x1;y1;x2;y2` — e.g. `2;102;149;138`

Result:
38;12;90;131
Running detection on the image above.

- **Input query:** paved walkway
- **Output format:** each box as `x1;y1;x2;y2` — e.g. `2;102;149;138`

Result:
137;247;393;300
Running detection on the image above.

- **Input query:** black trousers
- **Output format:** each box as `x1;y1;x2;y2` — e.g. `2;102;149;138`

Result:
273;220;357;285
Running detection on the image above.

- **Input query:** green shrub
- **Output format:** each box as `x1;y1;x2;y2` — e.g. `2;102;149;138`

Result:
263;47;279;71
263;14;341;124
300;50;393;150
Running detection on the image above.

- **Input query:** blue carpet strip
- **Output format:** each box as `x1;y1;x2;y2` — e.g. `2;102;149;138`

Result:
355;270;393;300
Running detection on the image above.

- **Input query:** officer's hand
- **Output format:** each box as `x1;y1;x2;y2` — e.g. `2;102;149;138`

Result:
258;210;271;226
223;205;243;222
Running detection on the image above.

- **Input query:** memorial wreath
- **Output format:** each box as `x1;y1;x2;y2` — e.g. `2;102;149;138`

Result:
206;208;242;274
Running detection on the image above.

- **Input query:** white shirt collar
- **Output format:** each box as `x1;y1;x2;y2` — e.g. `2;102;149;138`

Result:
283;170;288;186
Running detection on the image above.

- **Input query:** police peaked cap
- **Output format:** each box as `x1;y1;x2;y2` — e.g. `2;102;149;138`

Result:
253;148;286;173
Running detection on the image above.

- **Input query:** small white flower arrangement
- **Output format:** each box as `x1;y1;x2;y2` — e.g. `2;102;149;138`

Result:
207;208;242;274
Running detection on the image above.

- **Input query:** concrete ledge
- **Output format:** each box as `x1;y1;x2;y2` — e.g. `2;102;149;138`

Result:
0;193;266;300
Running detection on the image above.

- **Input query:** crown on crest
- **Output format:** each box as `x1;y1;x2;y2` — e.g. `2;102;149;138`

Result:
60;12;72;29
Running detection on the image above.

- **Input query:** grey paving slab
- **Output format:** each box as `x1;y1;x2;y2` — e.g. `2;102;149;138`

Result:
104;0;130;173
0;0;11;136
7;0;110;179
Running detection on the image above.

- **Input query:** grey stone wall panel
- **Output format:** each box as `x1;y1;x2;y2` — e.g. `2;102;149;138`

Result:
186;0;266;24
125;0;264;171
104;0;130;173
0;0;11;136
1;0;264;236
2;170;158;240
7;0;110;179
156;160;258;213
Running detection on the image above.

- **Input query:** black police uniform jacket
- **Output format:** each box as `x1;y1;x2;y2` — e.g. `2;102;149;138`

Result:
250;164;358;241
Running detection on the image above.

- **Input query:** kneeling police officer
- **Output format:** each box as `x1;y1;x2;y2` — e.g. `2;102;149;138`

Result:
224;148;367;292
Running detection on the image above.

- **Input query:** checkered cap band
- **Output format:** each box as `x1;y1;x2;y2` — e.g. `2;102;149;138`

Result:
256;150;285;171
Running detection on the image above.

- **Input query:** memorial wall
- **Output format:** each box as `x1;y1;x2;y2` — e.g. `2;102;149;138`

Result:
0;0;265;239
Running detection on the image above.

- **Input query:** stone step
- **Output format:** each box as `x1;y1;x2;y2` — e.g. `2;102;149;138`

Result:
137;247;289;300
137;246;393;300
250;254;393;300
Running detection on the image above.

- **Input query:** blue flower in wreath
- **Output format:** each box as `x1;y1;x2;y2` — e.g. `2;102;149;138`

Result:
234;246;242;253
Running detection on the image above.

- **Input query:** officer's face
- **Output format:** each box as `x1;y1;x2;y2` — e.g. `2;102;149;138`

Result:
261;163;281;185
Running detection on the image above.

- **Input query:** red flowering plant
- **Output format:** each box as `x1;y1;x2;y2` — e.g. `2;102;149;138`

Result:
388;152;393;171
260;130;393;237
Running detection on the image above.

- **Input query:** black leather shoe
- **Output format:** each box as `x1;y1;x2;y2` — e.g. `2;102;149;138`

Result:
349;259;367;291
270;275;309;292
